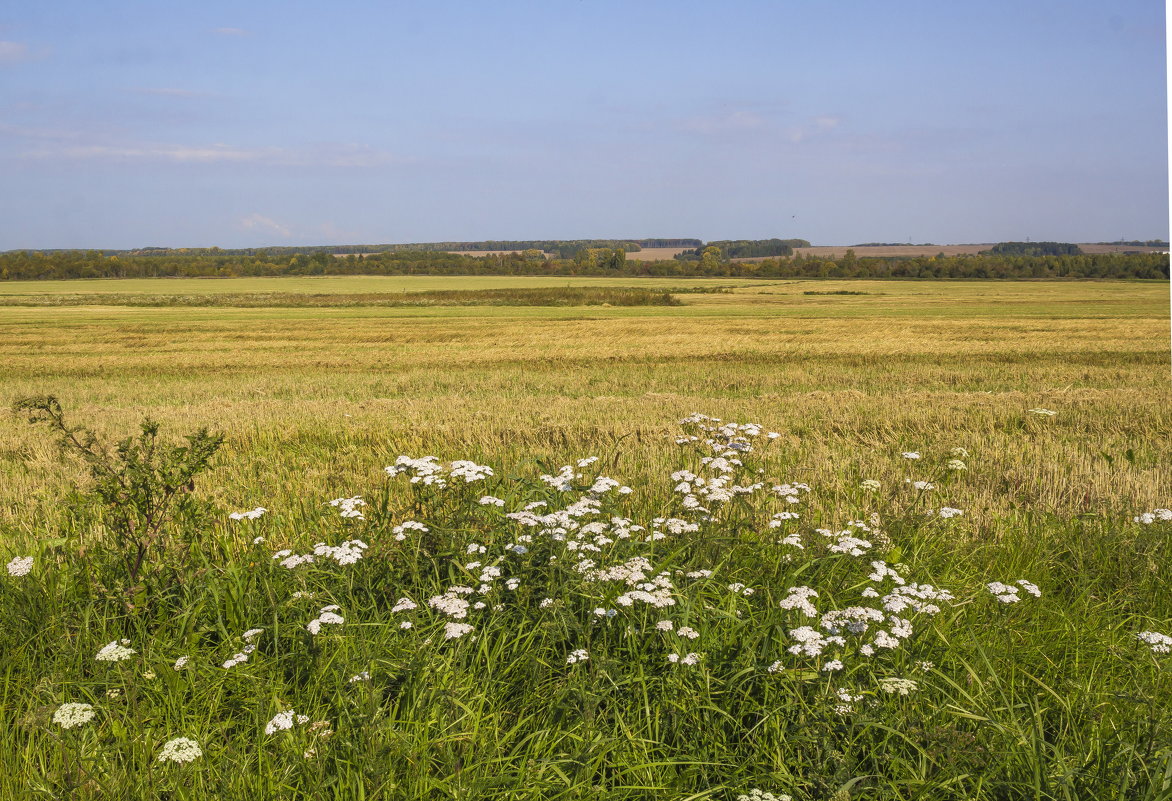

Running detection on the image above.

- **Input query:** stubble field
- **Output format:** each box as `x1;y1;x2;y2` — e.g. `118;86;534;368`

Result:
0;277;1169;800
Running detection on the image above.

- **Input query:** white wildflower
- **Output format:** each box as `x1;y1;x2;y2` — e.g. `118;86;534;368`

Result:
566;649;589;664
157;737;202;764
229;507;266;520
6;556;33;577
1136;631;1172;654
878;677;919;696
53;702;95;729
95;640;136;662
444;622;474;639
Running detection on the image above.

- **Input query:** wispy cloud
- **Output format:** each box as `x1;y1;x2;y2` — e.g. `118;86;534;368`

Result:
13;133;397;167
213;27;249;37
239;213;291;237
786;114;842;143
0;40;33;64
679;110;767;135
129;87;212;98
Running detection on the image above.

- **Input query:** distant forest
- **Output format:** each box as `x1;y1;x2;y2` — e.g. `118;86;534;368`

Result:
984;242;1084;256
675;239;810;260
119;239;705;259
2;247;1166;281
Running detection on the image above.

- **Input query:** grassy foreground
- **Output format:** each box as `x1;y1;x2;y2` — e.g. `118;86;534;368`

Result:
0;278;1169;800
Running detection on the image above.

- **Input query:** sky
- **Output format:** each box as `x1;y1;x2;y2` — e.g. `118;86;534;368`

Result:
0;0;1167;249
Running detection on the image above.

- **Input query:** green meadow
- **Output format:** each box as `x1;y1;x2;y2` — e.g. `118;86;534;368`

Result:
0;277;1169;800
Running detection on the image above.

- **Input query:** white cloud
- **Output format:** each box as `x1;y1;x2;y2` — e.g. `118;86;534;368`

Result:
17;138;396;167
239;213;291;238
0;41;32;64
130;87;210;98
213;27;249;36
787;114;845;144
680;110;766;135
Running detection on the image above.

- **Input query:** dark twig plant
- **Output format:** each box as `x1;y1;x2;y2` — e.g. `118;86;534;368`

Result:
14;395;223;587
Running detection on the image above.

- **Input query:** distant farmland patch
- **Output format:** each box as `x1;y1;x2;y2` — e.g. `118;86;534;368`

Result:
0;286;682;308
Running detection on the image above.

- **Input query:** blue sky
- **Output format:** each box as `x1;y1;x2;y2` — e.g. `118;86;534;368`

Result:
0;0;1166;249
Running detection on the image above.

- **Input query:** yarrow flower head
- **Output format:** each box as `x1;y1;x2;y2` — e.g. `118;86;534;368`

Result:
987;579;1041;603
901;451;921;460
1136;631;1172;654
878;677;919;696
860;479;881;492
736;790;792;801
53;702;95;729
1134;508;1172;525
265;710;310;735
6;556;33;577
229;507;266;520
444;622;474;640
1028;408;1057;416
95;640;136;662
945;459;967;471
566;649;589;664
157;737;202;764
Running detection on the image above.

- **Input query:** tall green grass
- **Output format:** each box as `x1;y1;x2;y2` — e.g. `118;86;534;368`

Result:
1;411;1168;800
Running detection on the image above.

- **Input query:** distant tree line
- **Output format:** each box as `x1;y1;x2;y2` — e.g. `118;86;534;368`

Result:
1093;240;1169;247
675;239;810;260
984;242;1083;256
2;248;1166;281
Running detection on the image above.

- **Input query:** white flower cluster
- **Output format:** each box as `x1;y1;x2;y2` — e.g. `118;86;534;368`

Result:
272;549;314;569
444;622;474;639
157;737;202;764
223;628;263;668
935;507;965;519
878;677;919;696
265;710;310;735
6;556;33;577
328;496;366;519
229;507;266;520
901;451;921;460
313;539;368;565
1134;508;1172;525
306;605;344;635
1028;408;1057;416
53;702;95;729
95;640;136;662
736;790;792;801
1136;631;1172;654
385;456;492;487
478;495;506;507
987;580;1042;604
860;479;881;492
393;520;428;541
566;649;589;664
946;459;967;471
430;586;474;619
779;586;819;618
666;652;701;665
